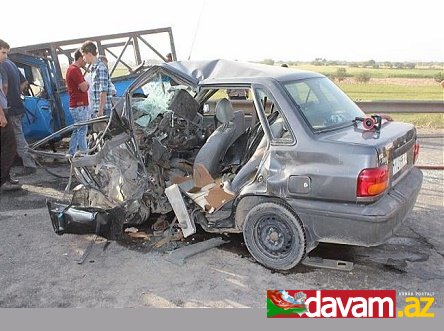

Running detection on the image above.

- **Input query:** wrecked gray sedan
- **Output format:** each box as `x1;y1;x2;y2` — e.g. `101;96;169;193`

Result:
47;60;423;270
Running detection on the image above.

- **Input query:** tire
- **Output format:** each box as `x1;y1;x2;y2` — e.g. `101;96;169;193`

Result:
243;201;306;270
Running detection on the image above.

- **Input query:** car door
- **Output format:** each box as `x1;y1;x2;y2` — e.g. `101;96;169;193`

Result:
10;53;70;141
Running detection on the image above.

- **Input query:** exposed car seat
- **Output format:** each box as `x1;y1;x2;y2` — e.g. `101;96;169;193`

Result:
194;98;245;177
232;110;246;140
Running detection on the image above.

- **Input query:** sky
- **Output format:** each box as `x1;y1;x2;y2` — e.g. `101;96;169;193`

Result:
2;0;443;63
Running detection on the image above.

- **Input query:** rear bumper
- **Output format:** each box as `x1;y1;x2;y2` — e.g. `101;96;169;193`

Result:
289;167;423;247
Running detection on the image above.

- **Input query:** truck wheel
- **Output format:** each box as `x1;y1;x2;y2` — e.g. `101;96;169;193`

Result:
243;201;306;270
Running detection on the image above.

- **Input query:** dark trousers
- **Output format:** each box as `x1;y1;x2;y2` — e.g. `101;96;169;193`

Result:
0;121;17;186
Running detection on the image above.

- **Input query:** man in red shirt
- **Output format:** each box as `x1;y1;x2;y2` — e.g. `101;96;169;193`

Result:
66;50;89;156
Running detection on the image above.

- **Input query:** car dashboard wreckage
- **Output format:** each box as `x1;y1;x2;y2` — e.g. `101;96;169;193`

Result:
43;60;422;270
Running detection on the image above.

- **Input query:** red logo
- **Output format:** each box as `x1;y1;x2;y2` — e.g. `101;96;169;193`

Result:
267;290;396;318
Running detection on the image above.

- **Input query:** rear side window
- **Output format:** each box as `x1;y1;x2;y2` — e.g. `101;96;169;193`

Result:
254;88;293;144
284;77;364;132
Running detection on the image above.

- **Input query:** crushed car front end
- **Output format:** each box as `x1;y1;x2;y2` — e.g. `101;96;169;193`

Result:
47;64;205;237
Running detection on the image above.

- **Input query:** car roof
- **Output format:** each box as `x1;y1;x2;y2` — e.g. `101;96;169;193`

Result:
162;59;324;85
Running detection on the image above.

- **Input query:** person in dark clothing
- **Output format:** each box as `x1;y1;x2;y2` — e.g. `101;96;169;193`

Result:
0;115;18;188
0;48;36;176
0;39;20;190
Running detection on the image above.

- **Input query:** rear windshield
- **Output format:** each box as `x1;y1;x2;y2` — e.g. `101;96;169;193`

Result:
283;77;364;132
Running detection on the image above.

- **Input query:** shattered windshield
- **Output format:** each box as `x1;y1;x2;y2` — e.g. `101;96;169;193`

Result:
283;77;364;132
131;73;191;127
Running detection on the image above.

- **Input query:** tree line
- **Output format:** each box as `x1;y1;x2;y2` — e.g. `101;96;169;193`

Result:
260;58;443;70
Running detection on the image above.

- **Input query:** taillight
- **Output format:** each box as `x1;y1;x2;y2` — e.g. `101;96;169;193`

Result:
357;165;389;197
413;142;420;164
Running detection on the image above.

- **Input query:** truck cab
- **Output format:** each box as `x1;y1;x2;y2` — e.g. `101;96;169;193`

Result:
10;27;176;142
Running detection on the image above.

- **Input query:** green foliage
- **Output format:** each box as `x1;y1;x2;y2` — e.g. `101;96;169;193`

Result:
365;59;376;67
434;71;443;82
262;58;275;66
389;113;444;129
333;67;347;82
311;58;327;66
355;71;371;83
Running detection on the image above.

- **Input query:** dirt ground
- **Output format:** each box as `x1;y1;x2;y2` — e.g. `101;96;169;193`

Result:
0;128;442;308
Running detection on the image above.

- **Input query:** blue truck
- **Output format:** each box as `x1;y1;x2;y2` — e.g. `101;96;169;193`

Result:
9;27;176;142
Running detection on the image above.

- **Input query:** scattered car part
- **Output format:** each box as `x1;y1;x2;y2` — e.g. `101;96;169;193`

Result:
77;235;98;265
127;231;151;240
47;201;124;240
152;216;170;232
165;237;229;265
154;230;183;249
164;184;196;238
302;257;354;271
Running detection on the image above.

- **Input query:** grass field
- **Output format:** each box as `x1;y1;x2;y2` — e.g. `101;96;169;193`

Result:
337;82;443;101
291;64;444;101
293;64;443;79
389;113;444;129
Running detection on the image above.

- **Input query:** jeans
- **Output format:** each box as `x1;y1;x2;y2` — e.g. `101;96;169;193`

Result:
9;114;36;168
68;106;88;155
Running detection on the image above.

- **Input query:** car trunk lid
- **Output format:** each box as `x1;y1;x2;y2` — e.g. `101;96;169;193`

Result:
321;121;416;185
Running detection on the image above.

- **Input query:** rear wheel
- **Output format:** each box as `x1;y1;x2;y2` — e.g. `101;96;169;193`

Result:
243;201;306;270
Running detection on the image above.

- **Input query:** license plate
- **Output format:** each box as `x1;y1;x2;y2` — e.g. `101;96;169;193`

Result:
392;153;407;175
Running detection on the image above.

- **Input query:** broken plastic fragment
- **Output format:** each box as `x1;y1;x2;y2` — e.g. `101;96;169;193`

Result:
124;227;139;233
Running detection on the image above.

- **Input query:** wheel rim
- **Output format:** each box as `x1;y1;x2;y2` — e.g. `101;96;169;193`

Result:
254;214;297;259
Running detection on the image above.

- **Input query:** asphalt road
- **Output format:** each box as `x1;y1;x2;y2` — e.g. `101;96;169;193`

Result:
0;129;442;308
